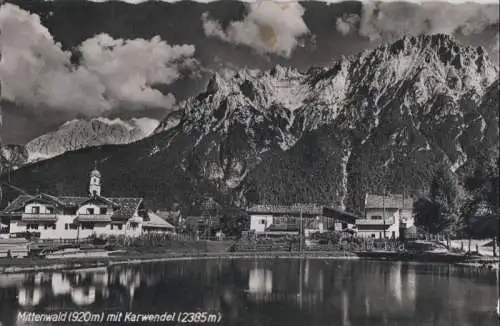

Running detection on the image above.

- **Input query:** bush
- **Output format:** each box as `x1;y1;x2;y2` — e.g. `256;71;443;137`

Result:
310;231;342;245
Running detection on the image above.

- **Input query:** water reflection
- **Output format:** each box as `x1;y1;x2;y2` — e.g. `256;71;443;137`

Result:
18;287;42;307
248;268;272;295
0;259;497;326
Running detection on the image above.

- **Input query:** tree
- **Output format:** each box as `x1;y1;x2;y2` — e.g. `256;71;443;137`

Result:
219;209;249;238
414;166;459;235
461;161;499;255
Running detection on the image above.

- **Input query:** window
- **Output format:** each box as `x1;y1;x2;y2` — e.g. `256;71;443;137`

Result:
260;219;266;224
31;206;40;214
371;234;376;238
45;224;56;230
27;224;39;230
110;224;113;230
86;208;94;215
117;224;123;230
66;223;78;230
81;223;94;230
47;207;54;214
371;215;382;220
100;207;107;215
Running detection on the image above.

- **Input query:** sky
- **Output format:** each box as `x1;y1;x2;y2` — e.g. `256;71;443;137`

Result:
0;0;499;144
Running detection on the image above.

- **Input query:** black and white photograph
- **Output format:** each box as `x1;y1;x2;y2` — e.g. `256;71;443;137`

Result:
0;0;498;325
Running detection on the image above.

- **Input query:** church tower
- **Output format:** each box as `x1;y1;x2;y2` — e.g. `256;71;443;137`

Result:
89;164;101;197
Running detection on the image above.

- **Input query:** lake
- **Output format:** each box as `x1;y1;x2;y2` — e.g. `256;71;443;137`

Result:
0;258;497;326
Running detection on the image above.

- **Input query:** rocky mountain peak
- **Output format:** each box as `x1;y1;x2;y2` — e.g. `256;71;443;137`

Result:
25;117;159;163
8;35;498;214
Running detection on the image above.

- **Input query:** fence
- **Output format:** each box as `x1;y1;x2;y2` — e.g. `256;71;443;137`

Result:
231;236;403;253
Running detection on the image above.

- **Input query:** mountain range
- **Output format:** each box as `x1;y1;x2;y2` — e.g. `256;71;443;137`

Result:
2;34;498;216
0;117;159;171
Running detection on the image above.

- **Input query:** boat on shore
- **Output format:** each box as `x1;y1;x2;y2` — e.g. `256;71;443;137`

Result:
44;248;109;259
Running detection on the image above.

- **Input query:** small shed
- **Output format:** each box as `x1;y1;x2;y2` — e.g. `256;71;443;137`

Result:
143;211;175;233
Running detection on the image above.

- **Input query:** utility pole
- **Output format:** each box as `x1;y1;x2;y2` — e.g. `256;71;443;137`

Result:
299;206;303;254
382;192;386;239
400;138;408;247
496;266;499;317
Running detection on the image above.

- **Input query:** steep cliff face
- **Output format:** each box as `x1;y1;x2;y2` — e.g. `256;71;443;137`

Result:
0;144;28;172
153;34;498;211
7;35;499;214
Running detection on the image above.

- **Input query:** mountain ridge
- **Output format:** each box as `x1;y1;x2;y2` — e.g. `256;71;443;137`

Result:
0;117;159;169
4;34;499;216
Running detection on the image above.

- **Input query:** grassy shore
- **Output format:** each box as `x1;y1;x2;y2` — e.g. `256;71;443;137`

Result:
0;248;498;274
0;237;498;274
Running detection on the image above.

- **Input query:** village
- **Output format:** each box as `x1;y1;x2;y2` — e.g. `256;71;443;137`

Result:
0;164;483;262
0;164;424;257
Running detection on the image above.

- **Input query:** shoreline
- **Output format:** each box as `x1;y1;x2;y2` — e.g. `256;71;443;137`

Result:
0;251;357;273
0;250;498;274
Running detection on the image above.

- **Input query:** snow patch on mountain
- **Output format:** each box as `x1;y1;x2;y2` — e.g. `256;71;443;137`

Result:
130;117;160;135
26;117;159;162
150;34;498;205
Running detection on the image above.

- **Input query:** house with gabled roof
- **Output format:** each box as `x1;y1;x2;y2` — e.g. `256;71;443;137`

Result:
355;194;415;239
247;204;359;237
0;167;154;240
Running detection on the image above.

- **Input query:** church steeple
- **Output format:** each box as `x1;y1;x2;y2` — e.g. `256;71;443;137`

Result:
89;162;101;196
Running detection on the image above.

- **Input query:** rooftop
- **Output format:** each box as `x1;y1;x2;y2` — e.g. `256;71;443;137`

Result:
2;193;143;221
247;204;323;215
144;211;175;230
365;194;414;210
322;207;360;224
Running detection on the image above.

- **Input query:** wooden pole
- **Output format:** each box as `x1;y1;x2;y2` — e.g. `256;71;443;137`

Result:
383;193;386;239
493;236;497;257
299;206;303;253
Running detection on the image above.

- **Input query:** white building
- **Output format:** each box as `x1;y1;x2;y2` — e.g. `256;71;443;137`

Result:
248;204;358;237
355;194;414;239
1;168;171;240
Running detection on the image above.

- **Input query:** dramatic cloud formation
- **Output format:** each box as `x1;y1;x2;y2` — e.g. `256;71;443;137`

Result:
336;14;360;36
335;2;499;40
492;33;500;60
0;4;196;116
201;2;309;58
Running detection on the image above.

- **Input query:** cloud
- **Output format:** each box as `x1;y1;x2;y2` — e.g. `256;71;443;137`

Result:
336;14;360;36
492;33;499;64
336;2;499;41
0;4;197;116
201;2;309;58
